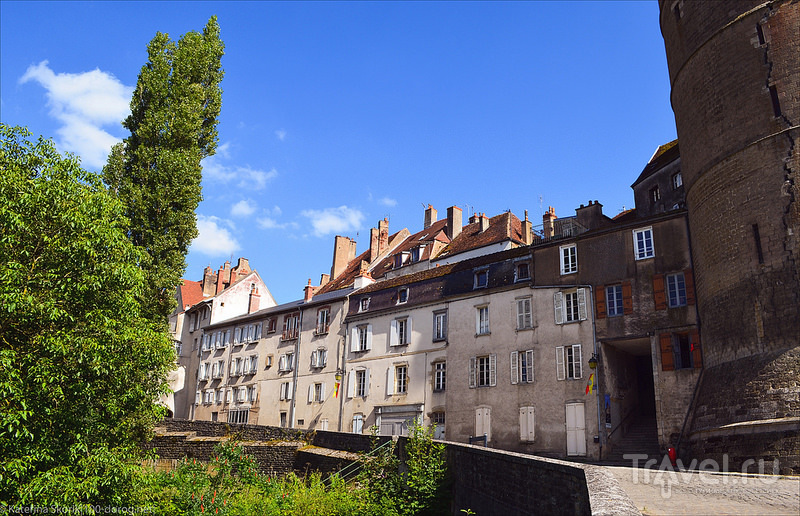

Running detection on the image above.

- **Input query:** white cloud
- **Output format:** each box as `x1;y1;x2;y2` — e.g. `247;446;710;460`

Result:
301;206;365;237
192;215;240;256
379;197;398;207
202;152;278;190
230;199;257;217
19;60;132;169
275;129;286;141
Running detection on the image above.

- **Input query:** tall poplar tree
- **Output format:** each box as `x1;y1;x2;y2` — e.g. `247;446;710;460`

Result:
104;16;224;324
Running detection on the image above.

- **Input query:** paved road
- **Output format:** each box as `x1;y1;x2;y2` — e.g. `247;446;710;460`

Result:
605;465;800;515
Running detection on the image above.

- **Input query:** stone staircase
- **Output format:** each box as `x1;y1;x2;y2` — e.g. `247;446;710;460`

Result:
603;416;663;467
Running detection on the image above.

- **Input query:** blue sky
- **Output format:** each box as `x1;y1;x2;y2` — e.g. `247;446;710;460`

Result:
1;1;676;304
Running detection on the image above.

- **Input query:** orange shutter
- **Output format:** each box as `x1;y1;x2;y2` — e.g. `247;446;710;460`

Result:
622;281;633;314
684;268;696;305
653;274;667;310
595;285;606;319
690;329;702;369
660;333;675;371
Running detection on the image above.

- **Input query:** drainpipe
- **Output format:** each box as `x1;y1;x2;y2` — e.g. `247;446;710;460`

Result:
288;309;303;428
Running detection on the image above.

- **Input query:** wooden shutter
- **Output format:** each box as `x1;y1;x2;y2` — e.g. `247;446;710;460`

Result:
510;351;519;385
519;407;535;442
595;286;606;319
489;354;497;387
407;317;413;344
573;345;583;379
366;325;373;350
390;320;398;346
347;370;355;399
469;357;477;388
653;274;667;310
386;367;394;396
622;281;633;314
320;382;326;402
554;292;564;324
350;327;359;352
287;382;293;400
684;269;696;305
660;333;675;371
364;369;370;396
310;350;318;368
556;347;565;381
308;385;315;403
690;329;702;368
577;288;587;321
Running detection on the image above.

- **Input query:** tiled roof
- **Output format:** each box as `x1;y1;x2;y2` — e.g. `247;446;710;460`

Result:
178;280;204;311
632;139;679;188
434;211;524;260
369;218;451;278
612;208;637;222
315;248;372;295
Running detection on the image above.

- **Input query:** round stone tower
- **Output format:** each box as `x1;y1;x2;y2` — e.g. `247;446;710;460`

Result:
659;1;799;473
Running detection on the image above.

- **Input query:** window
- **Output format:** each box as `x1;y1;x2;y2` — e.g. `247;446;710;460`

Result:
560;244;577;275
476;306;490;335
319;419;329;431
511;350;534;384
267;317;277;333
516;298;532;330
519;406;535;442
633;228;654;260
215;389;223;404
411;246;424;263
233;327;242;345
475;406;491;441
195;391;201;405
282;313;300;340
672;172;683;190
397;288;409;304
660;331;702;371
212;360;225;378
308;382;326;403
515;262;530;282
359;298;370;312
352;414;364;434
280;412;287;428
351;324;372;352
228;409;249;424
248;385;257;402
393;254;404;269
316;308;330;335
606;285;624;317
431;411;445;426
667;273;687;307
434;362;446;391
556;344;583;380
433;311;447;341
392;365;408;394
650;186;661;205
225;389;232;404
174;342;182;357
310;348;327;368
203;390;213;405
391;317;411;346
554;289;587;324
237;386;247;403
198;362;209;381
469;354;496;388
348;369;369;398
278;352;294;372
474;269;488;289
279;381;293;400
229;357;241;377
246;323;262;342
245;355;258;375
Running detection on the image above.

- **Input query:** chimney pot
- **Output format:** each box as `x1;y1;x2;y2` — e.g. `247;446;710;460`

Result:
424;204;438;229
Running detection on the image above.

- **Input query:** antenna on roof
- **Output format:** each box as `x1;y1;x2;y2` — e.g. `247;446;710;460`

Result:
539;195;544;217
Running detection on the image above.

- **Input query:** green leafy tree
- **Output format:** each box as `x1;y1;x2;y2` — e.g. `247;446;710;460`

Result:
104;16;224;324
0;125;174;505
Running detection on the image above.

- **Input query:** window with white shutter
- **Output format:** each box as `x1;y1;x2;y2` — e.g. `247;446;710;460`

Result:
556;344;582;380
519;406;535;442
516;298;532;329
233;327;242;345
471;355;496;387
351;325;372;352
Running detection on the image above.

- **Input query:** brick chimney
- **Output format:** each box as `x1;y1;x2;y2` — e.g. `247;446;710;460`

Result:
379;218;389;254
331;236;357;279
446;206;462;240
216;260;232;294
304;278;319;302
354;269;375;290
319;273;330;287
424;205;437;229
248;284;260;313
479;213;489;232
543;206;557;239
576;200;604;230
202;266;217;297
522;210;533;245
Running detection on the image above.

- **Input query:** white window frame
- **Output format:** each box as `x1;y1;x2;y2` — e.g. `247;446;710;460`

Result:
311;348;327;368
556;344;583;380
390;317;411;347
511;350;534;384
282;313;300;341
433;311;447;341
554;288;587;324
347;369;369;398
515;261;531;282
672;172;682;189
359;298;370;312
352;414;364;434
469;354;497;388
667;273;687;307
560;244;577;275
233;327;242;345
389;364;408;395
248;385;257;402
278;352;295;372
633;227;654;260
316;307;330;335
279;381;293;401
308;382;326;403
606;285;624;317
351;324;372;352
516;297;533;330
397;287;409;304
434;361;446;392
476;305;490;335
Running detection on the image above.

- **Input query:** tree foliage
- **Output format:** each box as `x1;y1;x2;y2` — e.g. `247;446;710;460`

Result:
0;124;174;504
104;16;224;324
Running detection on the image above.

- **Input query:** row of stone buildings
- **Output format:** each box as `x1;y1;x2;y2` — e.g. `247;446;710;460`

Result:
167;141;704;461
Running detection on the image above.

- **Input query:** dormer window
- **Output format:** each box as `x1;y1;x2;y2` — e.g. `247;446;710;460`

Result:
515;262;530;282
397;288;409;304
359;298;370;312
394;254;403;268
474;269;489;289
411;245;425;263
671;172;683;190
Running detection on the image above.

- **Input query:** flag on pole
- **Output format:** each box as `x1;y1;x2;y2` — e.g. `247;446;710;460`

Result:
585;373;595;395
334;380;340;398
